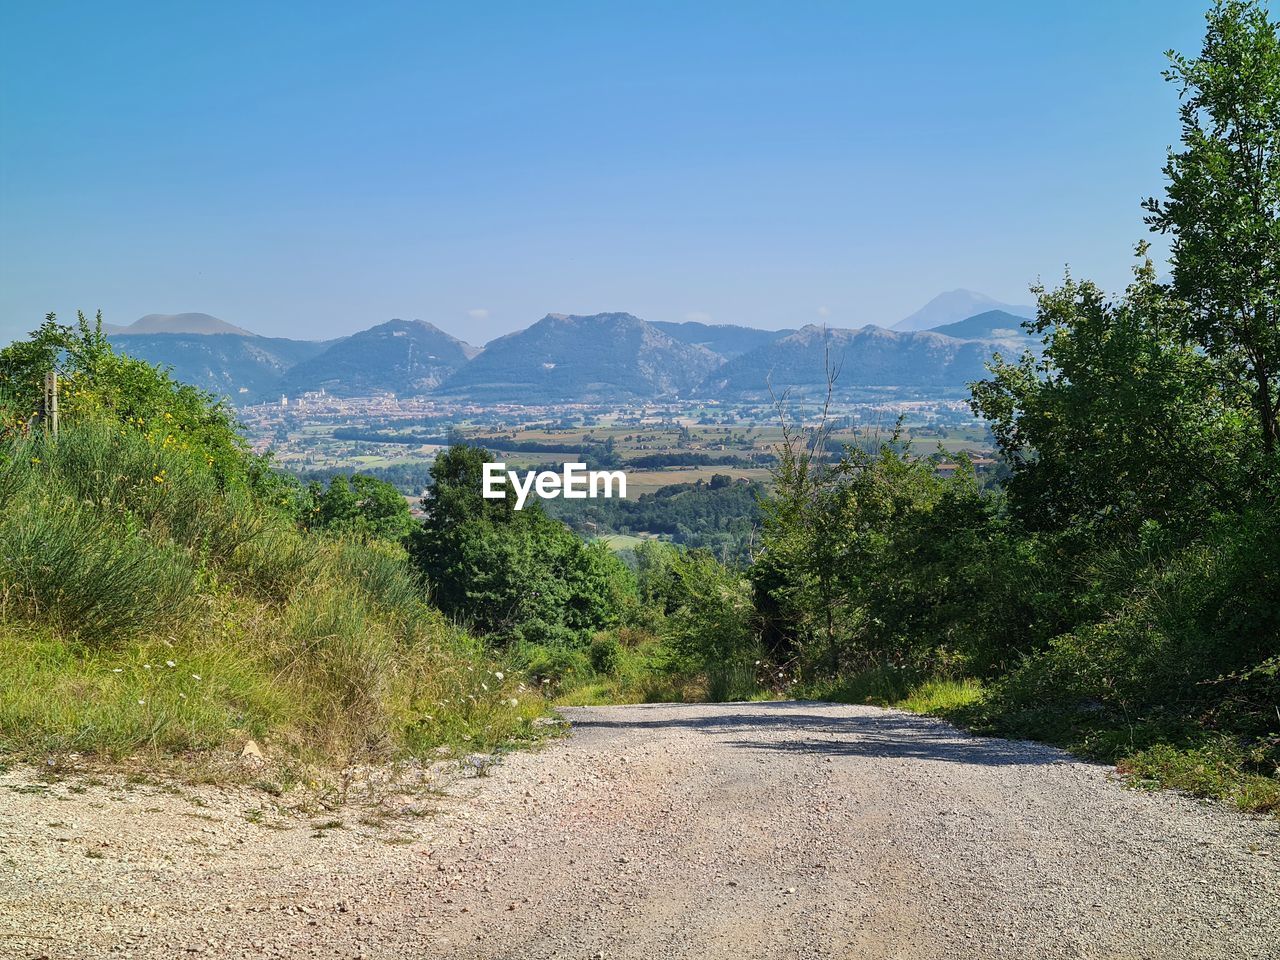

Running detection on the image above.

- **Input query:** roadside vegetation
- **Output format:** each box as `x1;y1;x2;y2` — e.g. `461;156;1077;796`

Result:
404;0;1280;816
0;315;544;777
769;0;1280;815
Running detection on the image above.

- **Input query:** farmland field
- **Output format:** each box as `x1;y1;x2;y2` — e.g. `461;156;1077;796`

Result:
243;400;994;507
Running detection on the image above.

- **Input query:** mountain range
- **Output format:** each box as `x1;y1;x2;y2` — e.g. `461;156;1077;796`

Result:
280;319;478;398
106;312;257;336
104;294;1038;405
436;313;722;402
696;323;1024;401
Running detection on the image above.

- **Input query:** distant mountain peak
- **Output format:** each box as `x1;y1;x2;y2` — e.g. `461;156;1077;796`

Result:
893;291;1034;332
280;318;477;397
927;309;1034;340
533;311;645;328
440;311;721;402
117;313;256;337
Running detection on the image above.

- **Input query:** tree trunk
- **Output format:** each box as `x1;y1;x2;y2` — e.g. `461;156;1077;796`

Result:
1255;359;1277;457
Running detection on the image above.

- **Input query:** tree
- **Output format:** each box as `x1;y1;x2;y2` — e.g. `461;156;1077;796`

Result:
1143;0;1280;461
0;312;262;489
970;252;1245;539
407;444;634;643
306;474;416;542
664;548;757;673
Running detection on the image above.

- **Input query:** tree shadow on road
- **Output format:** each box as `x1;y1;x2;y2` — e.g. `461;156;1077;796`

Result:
561;703;1075;767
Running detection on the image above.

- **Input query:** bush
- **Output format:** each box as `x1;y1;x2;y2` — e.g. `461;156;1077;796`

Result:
509;642;590;693
589;633;623;676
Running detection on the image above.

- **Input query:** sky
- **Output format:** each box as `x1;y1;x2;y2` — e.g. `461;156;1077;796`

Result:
0;0;1212;345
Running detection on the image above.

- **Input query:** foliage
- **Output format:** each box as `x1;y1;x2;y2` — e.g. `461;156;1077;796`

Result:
588;633;623;676
0;312;267;490
660;548;761;699
0;317;547;768
303;473;416;542
1144;0;1280;460
547;476;763;562
971;253;1247;539
751;0;1280;813
407;444;636;644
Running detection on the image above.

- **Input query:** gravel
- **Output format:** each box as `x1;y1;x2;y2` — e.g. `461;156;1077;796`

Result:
1;701;1277;959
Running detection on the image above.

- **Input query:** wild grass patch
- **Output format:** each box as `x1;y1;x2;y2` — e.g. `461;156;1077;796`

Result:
0;423;550;772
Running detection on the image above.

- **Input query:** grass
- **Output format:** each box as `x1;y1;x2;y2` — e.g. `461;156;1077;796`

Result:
594;533;656;552
555;676;705;706
621;468;776;496
0;421;550;775
894;677;986;715
543;628;753;706
1117;740;1280;814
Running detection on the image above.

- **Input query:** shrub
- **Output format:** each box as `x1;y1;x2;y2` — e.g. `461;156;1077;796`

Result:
589;633;623;676
408;444;635;644
509;642;591;693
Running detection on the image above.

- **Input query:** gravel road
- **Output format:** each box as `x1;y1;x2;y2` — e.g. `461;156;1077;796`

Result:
2;701;1278;960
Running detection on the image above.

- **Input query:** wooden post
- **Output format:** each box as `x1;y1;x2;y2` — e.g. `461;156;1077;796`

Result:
43;371;58;437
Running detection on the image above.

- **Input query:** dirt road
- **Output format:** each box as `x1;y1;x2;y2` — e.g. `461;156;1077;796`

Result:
2;702;1278;959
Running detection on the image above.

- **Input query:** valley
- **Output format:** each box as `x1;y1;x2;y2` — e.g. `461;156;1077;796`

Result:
5;2;1280;957
240;392;994;560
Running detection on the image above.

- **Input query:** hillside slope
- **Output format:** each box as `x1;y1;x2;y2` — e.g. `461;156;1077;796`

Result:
650;320;792;359
281;319;476;397
698;324;1002;399
439;313;722;401
110;333;329;402
927;309;1033;340
110;313;257;336
894;291;1035;332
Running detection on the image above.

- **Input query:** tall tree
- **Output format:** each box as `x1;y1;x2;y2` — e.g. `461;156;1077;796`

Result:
971;253;1244;538
1144;0;1280;459
407;444;633;642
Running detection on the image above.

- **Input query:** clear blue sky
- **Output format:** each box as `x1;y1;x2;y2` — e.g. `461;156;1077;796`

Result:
0;0;1211;344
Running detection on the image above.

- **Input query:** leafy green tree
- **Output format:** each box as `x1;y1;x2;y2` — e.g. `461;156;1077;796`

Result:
407;444;635;643
662;547;759;699
1143;0;1280;460
971;252;1245;539
305;474;416;542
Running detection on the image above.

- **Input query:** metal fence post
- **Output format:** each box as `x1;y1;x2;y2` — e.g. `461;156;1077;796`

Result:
43;371;58;436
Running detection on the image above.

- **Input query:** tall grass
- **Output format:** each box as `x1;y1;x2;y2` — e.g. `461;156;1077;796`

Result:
0;421;546;765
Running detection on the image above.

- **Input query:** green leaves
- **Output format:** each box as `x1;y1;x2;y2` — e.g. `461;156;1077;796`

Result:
408;444;633;644
972;255;1243;539
305;474;416;543
1144;0;1280;459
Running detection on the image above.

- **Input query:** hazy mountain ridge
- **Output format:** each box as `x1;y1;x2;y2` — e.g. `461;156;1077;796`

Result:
437;313;722;401
109;333;331;402
97;294;1035;403
110;313;257;336
894;290;1035;332
696;324;1008;400
649;320;793;359
926;309;1034;340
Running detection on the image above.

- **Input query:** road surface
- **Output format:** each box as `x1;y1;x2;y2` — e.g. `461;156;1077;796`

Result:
1;702;1278;959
